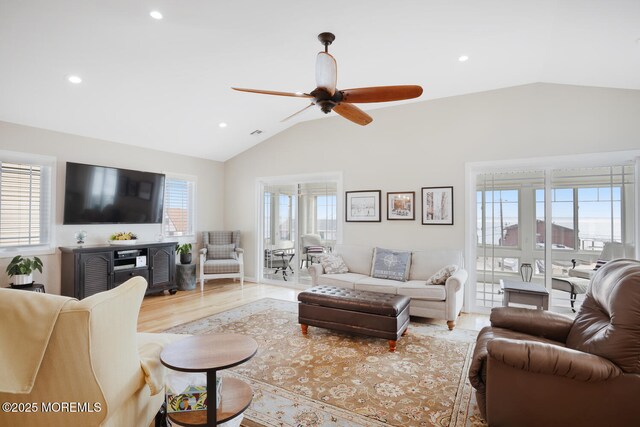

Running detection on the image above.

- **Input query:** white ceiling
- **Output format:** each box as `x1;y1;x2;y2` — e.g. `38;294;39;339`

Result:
1;0;639;161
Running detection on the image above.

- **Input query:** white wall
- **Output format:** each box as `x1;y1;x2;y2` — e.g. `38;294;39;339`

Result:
0;121;224;294
224;83;640;279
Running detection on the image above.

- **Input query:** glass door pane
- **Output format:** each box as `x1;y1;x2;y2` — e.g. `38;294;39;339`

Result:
549;166;635;313
298;182;338;283
475;171;545;310
262;183;297;283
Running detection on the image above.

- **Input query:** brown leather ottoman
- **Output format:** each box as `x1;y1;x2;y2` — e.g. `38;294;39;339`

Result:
298;285;411;352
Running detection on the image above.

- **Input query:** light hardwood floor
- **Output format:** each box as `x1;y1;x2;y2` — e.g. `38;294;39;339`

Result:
138;280;490;332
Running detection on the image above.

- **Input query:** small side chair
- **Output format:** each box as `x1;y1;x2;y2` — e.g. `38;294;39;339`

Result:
199;231;244;290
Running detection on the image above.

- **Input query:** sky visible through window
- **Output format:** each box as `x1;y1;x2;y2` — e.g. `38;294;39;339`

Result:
165;180;187;208
478;187;622;248
536;187;622;245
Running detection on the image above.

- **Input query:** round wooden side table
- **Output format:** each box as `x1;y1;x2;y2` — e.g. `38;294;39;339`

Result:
160;334;258;426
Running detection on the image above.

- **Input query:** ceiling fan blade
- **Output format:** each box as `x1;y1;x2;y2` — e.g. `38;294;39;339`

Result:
341;85;423;103
232;87;313;98
333;103;373;126
316;52;337;96
281;103;315;122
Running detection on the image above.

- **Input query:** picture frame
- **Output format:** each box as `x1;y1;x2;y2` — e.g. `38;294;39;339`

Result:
421;186;454;225
387;191;415;220
345;190;381;222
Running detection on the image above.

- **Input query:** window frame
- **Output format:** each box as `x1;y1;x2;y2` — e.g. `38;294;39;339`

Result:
0;150;56;257
161;172;197;240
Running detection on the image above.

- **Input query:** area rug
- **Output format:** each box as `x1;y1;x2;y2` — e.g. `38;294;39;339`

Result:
165;298;487;427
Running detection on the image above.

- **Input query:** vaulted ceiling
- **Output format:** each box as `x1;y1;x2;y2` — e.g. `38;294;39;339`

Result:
1;0;639;161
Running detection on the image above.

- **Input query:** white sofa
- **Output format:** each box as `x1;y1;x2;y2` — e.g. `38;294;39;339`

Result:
308;244;467;329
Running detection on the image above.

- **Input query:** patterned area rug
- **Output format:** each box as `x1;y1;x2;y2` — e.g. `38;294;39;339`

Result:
165;299;487;427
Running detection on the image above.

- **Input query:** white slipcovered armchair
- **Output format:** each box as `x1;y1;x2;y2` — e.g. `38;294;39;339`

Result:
0;277;182;427
199;230;244;290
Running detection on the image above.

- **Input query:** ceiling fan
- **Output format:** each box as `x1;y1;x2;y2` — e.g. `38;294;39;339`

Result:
232;32;423;126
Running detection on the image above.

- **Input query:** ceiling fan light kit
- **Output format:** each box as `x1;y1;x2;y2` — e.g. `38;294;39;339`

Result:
232;32;423;126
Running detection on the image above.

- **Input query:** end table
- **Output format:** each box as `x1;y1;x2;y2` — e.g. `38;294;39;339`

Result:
176;263;196;291
161;334;258;426
501;280;549;310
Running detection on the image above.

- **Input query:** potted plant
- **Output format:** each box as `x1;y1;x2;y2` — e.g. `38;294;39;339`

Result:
6;255;43;287
176;243;193;265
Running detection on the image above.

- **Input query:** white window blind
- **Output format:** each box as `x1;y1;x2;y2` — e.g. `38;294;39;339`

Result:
162;174;196;237
0;152;55;254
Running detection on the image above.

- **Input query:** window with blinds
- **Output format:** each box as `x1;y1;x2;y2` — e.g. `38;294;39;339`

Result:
0;153;54;254
162;174;196;237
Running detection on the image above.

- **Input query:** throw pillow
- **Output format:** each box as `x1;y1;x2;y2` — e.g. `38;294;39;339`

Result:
370;247;411;282
426;265;458;285
594;259;607;270
319;254;349;274
207;243;237;260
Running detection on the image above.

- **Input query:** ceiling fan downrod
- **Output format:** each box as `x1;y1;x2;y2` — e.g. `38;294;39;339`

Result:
318;32;335;53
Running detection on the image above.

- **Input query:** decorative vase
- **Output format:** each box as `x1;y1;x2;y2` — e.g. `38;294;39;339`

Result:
180;253;192;265
13;274;33;286
520;263;533;282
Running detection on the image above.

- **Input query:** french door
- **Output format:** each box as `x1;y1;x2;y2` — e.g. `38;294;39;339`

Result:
474;164;636;314
259;174;340;285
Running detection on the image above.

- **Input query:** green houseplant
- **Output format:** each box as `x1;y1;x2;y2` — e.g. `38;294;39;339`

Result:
176;243;193;265
6;255;43;287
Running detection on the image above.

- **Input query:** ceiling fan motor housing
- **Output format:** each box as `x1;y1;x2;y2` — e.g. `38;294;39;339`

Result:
310;88;344;113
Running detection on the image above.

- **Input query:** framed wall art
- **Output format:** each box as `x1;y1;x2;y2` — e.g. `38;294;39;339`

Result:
421;186;453;225
387;191;415;220
345;190;381;222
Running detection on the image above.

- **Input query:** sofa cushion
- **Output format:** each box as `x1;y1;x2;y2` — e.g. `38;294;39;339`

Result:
203;259;240;274
370;247;411;282
334;244;373;275
426;264;459;285
319;254;349;274
317;273;368;289
353;277;400;294
207;243;236;260
396;280;446;300
409;249;464;281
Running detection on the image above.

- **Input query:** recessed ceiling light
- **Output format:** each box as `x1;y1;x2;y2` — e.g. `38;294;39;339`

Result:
150;11;163;20
458;55;469;62
218;122;227;128
67;75;82;84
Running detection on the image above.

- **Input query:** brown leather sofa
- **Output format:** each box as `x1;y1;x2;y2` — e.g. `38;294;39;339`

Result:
469;259;640;427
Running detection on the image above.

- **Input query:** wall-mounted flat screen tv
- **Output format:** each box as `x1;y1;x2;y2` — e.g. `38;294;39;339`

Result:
63;162;165;224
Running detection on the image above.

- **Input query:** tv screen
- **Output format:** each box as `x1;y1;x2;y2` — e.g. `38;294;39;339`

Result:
64;162;165;224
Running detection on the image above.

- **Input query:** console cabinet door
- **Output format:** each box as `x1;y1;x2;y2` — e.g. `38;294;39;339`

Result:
79;251;113;298
149;246;175;290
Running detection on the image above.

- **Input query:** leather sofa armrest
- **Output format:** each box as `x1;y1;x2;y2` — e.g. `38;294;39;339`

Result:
487;338;621;382
490;306;574;342
308;264;324;285
445;268;467;293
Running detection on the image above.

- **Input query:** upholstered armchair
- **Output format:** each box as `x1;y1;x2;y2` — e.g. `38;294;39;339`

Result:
469;259;640;427
0;277;182;427
199;230;244;290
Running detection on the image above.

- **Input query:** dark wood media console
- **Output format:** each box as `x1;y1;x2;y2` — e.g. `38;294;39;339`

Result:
60;241;178;299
